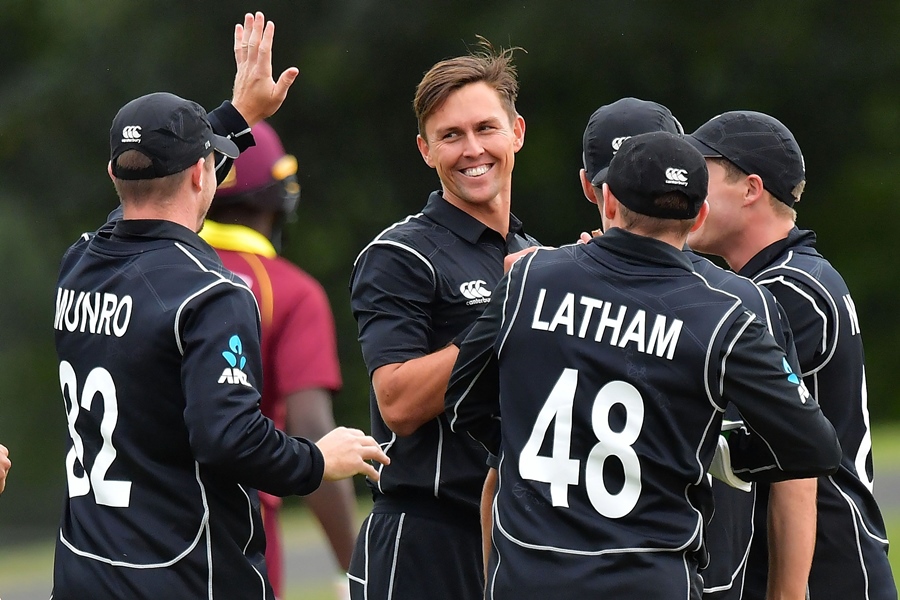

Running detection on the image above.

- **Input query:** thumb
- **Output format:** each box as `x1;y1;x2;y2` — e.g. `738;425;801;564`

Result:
274;67;299;100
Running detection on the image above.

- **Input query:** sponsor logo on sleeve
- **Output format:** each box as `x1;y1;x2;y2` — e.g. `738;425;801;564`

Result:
218;334;252;386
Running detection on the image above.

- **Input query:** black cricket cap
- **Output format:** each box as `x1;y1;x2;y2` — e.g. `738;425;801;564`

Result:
110;92;239;180
583;98;684;187
685;110;806;207
606;131;708;220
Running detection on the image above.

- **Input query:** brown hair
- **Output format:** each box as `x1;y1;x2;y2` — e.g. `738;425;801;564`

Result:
619;193;697;238
111;150;204;204
413;37;522;138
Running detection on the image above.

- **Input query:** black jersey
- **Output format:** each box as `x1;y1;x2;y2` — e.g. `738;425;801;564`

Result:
349;191;537;515
52;219;324;600
739;228;897;600
687;250;799;600
447;229;840;600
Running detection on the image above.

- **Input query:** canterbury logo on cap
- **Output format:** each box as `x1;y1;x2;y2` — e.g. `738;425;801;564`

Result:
121;126;142;143
611;136;630;152
665;167;688;186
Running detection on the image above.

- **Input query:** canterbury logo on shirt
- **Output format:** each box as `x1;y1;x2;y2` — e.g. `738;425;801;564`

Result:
121;126;142;143
460;279;491;305
665;167;688;186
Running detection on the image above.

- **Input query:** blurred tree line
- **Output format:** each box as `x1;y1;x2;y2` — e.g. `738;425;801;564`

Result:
2;0;899;542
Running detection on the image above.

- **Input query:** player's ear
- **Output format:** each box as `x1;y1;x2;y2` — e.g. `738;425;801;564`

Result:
512;114;525;152
107;161;115;182
416;134;436;168
580;169;598;205
744;173;765;206
190;157;206;190
690;200;710;233
601;183;617;221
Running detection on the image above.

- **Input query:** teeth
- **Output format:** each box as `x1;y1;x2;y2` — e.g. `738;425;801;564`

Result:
462;165;490;177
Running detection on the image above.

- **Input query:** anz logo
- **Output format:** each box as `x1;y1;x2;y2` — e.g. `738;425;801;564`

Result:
120;126;142;143
218;334;252;386
664;167;688;186
460;279;491;306
782;357;810;404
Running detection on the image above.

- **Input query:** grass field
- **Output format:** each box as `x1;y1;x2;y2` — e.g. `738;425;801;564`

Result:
2;425;900;599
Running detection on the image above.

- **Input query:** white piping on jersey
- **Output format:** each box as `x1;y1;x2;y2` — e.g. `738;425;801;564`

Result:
434;420;444;497
827;475;891;545
172;242;260;355
690;271;744;413
449;355;494;433
755;251;840;375
375;434;397;494
497;249;540;358
826;476;873;599
344;515;372;597
238;484;254;554
205;515;213;599
448;249;536;436
353;213;422;263
386;513;406;600
59;461;209;568
702;485;756;594
356;239;436;284
758;275;829;353
682;553;691;600
718;313;755;398
717;314;786;475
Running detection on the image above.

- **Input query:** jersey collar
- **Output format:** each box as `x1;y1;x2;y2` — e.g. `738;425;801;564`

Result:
589;227;694;271
421;191;528;246
738;227;816;278
198;220;277;258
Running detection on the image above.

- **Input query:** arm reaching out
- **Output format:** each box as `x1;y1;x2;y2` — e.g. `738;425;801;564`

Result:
231;12;299;126
316;427;389;482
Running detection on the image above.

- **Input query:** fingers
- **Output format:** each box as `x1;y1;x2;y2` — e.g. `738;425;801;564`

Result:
246;12;265;65
578;232;592;244
233;23;243;65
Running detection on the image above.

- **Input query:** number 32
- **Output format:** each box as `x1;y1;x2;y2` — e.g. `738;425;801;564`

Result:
59;361;132;507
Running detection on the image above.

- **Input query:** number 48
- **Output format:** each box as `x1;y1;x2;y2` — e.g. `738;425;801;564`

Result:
518;368;644;519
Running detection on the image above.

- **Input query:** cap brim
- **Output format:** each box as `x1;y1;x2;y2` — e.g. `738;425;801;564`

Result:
684;135;723;158
211;133;239;160
590;166;609;187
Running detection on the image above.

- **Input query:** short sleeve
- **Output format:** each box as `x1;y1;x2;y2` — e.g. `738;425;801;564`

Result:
350;242;437;374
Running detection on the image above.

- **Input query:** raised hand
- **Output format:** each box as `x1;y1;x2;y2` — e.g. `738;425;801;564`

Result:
231;12;299;126
316;427;390;482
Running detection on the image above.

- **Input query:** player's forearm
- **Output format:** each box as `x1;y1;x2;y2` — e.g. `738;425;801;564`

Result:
481;468;497;580
372;345;459;436
767;478;817;600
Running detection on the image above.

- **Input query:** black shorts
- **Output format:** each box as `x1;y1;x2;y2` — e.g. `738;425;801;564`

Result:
348;506;483;600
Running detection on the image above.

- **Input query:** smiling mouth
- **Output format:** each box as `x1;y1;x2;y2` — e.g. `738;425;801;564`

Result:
461;165;491;177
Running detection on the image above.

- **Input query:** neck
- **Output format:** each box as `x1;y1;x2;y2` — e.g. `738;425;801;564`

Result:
122;192;203;233
724;217;794;272
442;191;511;238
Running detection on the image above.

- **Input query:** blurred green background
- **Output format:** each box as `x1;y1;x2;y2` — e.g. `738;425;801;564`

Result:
2;0;899;550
